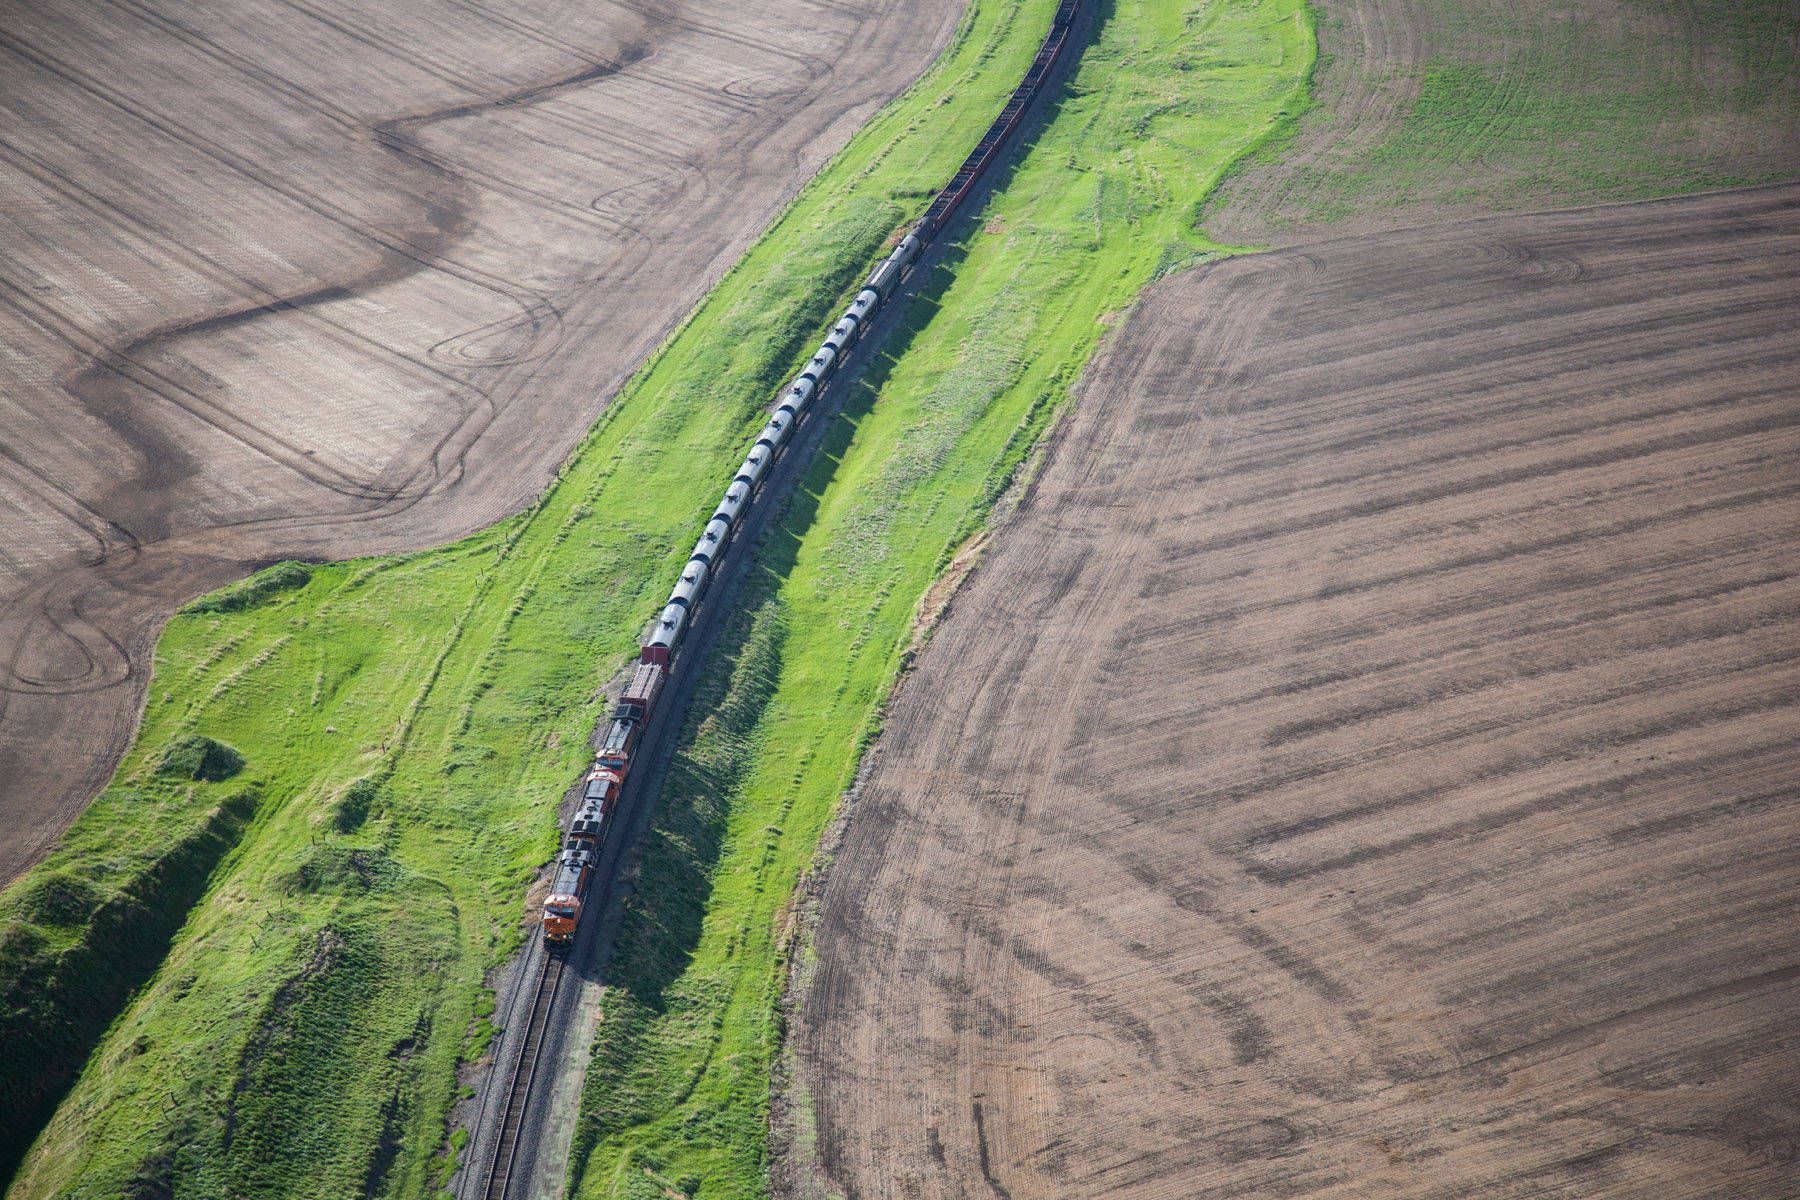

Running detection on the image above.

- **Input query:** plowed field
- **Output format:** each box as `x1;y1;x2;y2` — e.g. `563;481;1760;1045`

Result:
789;183;1800;1198
0;0;960;885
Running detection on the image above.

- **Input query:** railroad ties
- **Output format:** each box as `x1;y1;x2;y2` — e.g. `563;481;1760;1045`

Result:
480;955;565;1200
919;0;1077;236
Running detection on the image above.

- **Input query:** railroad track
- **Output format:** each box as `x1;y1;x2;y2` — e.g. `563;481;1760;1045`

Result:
466;6;1086;1194
479;953;564;1200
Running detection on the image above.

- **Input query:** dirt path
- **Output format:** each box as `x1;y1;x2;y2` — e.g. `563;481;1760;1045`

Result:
788;183;1800;1198
0;0;964;886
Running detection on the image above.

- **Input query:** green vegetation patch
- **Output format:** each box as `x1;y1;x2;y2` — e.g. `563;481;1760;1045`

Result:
0;788;257;1186
156;735;246;783
12;872;103;929
332;776;382;835
113;912;454;1200
567;0;1317;1196
183;561;313;616
1209;0;1800;234
288;846;403;896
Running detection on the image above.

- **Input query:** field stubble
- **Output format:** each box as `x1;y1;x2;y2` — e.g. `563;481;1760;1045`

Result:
791;182;1800;1199
1205;0;1800;240
787;2;1800;1194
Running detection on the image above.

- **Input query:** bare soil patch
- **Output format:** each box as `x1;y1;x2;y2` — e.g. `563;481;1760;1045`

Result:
789;183;1800;1198
0;0;962;885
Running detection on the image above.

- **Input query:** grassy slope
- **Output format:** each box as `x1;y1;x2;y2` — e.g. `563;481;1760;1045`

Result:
566;1;1317;1197
0;5;1096;1193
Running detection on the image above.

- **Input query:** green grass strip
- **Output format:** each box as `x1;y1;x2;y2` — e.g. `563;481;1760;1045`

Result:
567;1;1317;1197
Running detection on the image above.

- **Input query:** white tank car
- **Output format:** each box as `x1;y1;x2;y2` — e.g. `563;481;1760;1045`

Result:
642;230;926;659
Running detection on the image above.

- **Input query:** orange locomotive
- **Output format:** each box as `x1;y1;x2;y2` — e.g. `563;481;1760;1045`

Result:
540;767;614;948
541;655;665;949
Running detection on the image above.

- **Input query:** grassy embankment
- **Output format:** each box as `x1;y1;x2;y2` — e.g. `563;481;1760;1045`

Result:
0;2;1118;1193
565;1;1318;1196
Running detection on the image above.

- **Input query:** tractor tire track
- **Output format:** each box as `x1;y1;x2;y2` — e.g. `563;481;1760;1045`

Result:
790;183;1800;1200
0;0;966;886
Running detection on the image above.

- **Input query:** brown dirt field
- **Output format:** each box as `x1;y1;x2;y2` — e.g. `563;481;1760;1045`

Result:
0;0;963;886
788;183;1800;1198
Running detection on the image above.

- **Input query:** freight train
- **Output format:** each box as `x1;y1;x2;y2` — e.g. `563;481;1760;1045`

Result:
541;0;1082;951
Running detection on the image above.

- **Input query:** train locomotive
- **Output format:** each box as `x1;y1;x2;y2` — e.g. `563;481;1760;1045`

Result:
542;659;662;948
540;0;1081;951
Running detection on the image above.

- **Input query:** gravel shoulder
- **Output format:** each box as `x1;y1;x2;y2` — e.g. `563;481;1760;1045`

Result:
789;182;1800;1199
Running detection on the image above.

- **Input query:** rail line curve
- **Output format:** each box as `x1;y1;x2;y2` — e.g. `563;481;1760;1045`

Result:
470;3;1086;1195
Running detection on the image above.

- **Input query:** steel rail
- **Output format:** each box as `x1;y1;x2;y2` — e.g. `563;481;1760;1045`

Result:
479;953;564;1200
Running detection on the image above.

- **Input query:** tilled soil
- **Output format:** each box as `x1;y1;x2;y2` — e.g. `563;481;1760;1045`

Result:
0;0;962;885
789;183;1800;1199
